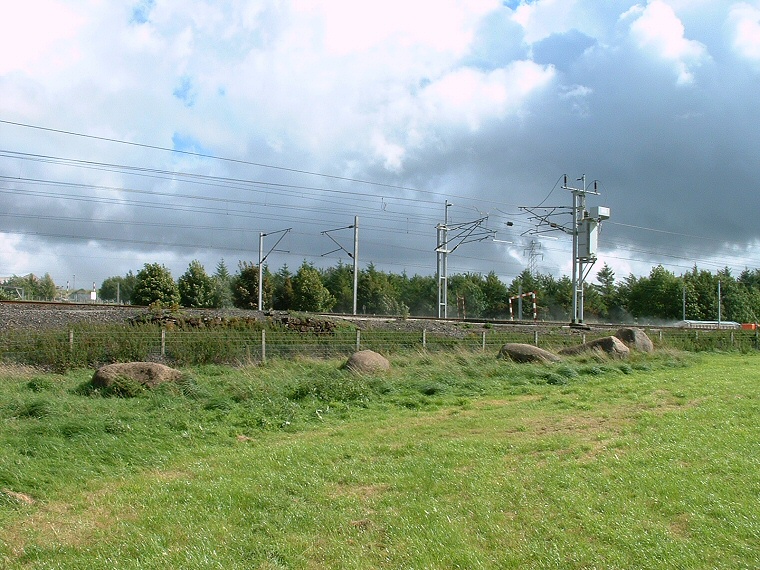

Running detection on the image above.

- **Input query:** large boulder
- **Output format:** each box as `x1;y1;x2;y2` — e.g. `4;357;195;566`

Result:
615;327;654;352
498;343;561;364
92;362;183;391
559;336;630;358
344;350;391;374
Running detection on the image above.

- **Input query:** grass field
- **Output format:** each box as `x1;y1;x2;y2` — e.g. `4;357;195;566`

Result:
1;350;758;569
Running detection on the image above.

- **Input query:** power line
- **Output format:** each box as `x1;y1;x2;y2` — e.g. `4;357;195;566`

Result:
0;120;522;210
3;120;760;282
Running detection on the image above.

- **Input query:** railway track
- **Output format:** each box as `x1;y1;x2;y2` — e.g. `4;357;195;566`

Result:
0;299;673;333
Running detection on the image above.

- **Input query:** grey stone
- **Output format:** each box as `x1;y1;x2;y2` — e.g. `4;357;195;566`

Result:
498;343;561;363
559;336;630;358
615;327;654;352
344;350;391;374
92;362;183;389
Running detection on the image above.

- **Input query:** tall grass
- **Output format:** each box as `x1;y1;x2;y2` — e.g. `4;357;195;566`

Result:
1;351;758;568
1;320;757;372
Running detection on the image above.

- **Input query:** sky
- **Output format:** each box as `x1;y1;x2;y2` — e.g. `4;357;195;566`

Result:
1;0;759;293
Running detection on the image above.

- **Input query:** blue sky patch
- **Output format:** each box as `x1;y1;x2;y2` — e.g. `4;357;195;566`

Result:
171;133;212;155
173;76;196;107
130;0;155;25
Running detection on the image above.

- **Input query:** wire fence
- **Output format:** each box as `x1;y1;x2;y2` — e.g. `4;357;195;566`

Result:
2;325;758;370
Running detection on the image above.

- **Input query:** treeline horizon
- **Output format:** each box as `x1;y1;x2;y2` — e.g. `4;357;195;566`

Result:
3;259;760;324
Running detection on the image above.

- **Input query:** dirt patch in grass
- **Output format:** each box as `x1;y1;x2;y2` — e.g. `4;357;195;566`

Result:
0;364;40;378
329;483;390;501
1;469;192;561
1;488;36;505
3;493;134;559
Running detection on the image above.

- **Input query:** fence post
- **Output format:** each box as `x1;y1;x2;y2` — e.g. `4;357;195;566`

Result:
356;329;361;351
422;329;427;350
659;330;663;342
534;330;539;347
261;330;266;364
482;331;486;351
161;329;166;358
69;330;74;353
731;331;735;347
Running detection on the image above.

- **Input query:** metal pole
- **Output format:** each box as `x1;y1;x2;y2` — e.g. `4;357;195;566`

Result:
437;201;451;319
718;279;721;326
353;216;359;315
568;175;590;324
442;202;450;318
258;232;264;310
571;189;580;324
436;225;443;317
518;283;523;321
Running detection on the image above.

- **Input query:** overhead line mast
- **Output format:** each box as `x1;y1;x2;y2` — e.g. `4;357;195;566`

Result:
435;202;495;319
520;174;610;325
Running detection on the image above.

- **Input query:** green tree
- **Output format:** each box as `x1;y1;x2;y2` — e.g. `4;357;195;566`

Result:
508;269;539;298
481;271;509;319
37;273;57;301
715;268;754;323
132;263;179;307
682;266;723;321
593;263;619;320
212;259;233;309
292;261;335;312
738;268;760;290
4;273;56;301
398;273;437;316
271;264;294;310
449;273;486;318
624;265;682;320
178;260;216;308
507;270;570;321
99;272;136;303
737;268;760;322
357;263;406;315
582;281;606;321
323;261;355;313
231;261;272;309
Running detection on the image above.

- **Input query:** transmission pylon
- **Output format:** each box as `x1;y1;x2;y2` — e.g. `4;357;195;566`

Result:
524;239;543;277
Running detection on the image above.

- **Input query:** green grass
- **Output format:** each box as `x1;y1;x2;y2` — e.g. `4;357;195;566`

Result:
1;351;758;569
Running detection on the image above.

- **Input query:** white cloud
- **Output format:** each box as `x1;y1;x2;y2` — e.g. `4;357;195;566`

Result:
0;1;86;75
626;0;708;84
0;233;32;277
420;61;556;131
729;2;760;62
512;0;579;44
371;133;406;172
292;0;499;56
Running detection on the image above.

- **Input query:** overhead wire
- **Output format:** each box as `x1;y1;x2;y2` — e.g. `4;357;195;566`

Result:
2;120;760;280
